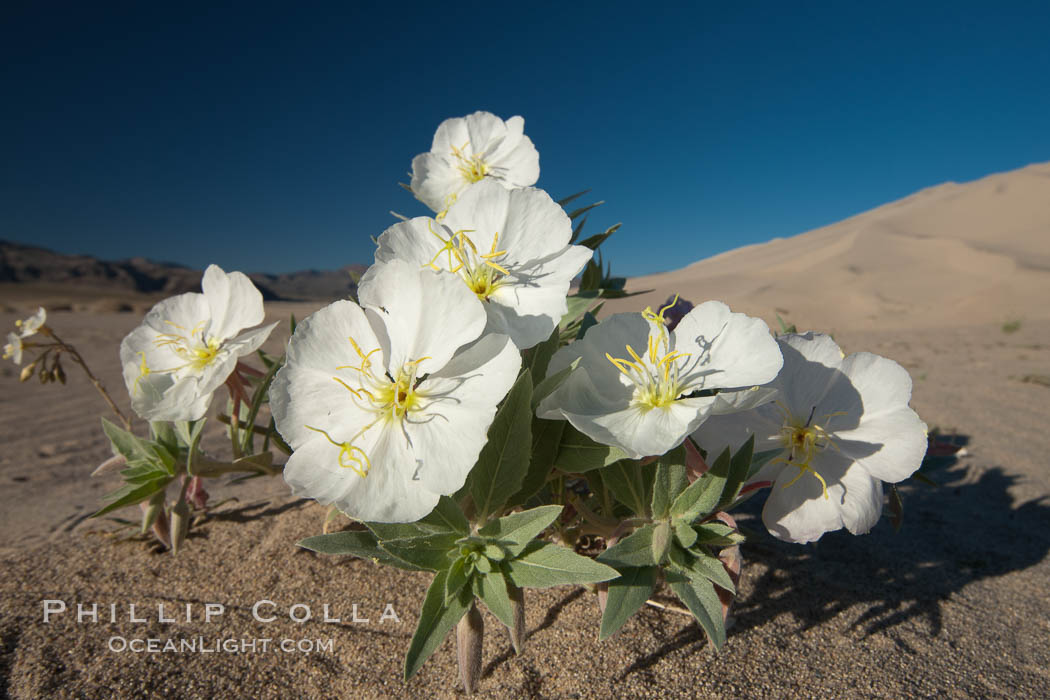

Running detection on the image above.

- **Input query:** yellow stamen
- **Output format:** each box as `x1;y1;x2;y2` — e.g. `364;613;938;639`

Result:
305;425;371;478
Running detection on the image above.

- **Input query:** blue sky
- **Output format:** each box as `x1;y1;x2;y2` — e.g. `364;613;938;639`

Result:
3;1;1049;277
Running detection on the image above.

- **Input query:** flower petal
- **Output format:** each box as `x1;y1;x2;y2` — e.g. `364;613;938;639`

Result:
357;260;486;375
672;301;783;390
409;333;521;493
761;453;883;543
201;265;266;341
283;429;440;523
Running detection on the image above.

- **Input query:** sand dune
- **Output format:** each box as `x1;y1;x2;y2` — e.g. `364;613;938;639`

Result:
607;162;1050;331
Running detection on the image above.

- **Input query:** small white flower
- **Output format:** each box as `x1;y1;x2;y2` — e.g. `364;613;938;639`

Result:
270;260;521;523
3;332;23;364
692;332;928;544
410;111;540;214
119;265;277;421
15;307;46;338
375;179;592;349
537;300;783;459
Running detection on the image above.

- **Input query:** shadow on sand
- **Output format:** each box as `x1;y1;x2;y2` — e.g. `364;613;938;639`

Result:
619;434;1050;675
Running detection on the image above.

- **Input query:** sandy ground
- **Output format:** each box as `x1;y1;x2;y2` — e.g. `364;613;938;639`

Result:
2;163;1050;698
1;300;1049;699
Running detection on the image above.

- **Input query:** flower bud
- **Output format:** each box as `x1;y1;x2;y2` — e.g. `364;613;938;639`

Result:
38;364;50;383
456;602;484;694
140;497;171;549
507;584;526;654
53;362;66;384
19;361;37;382
169;499;190;555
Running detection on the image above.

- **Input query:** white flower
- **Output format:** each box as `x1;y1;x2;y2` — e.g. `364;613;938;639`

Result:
3;332;23;364
410;111;540;214
15;307;46;338
375;179;592;349
270;260;521;523
119;265;277;421
537;300;783;459
692;332;928;544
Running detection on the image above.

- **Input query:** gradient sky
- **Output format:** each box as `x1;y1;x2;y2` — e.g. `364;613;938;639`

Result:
3;1;1049;277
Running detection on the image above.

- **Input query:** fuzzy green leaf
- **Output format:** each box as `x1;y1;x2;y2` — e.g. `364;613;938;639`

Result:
553;425;630;474
478;505;563;558
599;566;657;640
474;571;516;629
669;447;731;522
404;570;473;681
469;370;533;521
669;574;727;650
651;445;689;518
597;525;657;569
507;417;564;506
297;530;426;571
505;542;618;589
602;459;652;516
378;533;461;572
719;435;755;509
93;477;170;518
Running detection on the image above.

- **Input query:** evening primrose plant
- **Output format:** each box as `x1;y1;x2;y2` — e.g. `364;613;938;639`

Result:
2;109;930;693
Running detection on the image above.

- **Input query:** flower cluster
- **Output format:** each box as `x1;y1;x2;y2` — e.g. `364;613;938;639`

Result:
39;109;929;692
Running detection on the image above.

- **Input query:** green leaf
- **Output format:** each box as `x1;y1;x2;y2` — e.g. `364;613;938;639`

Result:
531;358;578;410
507;417;564;506
597;525;657;568
694;522;745;547
673;547;736;594
746;448;782;482
469;370;533;521
580;260;602;291
674;520;698;548
560;292;600;328
404;570;473;681
419;496;470;535
651;521;672;565
669;447;731;522
651;445;689;518
149;422;179;453
444;556;471;604
297;530;426;571
599;566;657;641
523;327;559;383
504;541;618;589
101;417;155;464
602;459;652;516
579;223;621;251
378;533;462;572
478;505;563;558
474;571;516;629
241;352;284;454
119;463;170;485
557;189;590;208
554;425;630;474
719;435;755;509
567;200;605;221
93;477;170;518
669;575;727;650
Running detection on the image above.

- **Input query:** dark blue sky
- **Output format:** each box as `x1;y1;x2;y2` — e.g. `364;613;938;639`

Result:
3;1;1049;277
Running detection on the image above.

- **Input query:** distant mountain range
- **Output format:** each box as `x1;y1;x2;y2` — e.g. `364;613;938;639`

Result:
0;240;365;301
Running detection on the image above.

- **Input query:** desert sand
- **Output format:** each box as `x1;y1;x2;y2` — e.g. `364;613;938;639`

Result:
2;163;1050;698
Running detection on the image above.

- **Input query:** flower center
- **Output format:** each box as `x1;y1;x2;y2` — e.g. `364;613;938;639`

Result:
606;318;691;410
151;321;223;375
311;336;431;478
450;142;489;183
425;223;509;301
772;404;846;499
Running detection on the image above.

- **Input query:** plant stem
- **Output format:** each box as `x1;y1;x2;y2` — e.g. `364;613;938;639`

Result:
43;329;132;430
